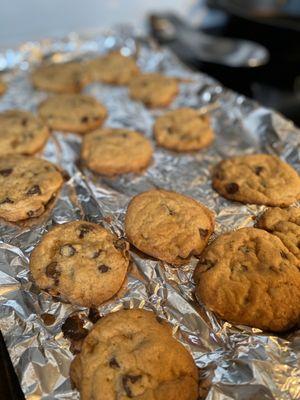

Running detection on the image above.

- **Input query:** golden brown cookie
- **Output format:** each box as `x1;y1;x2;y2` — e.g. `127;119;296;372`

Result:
257;207;300;260
129;73;179;108
212;154;300;206
81;128;153;176
86;52;140;85
0;155;63;222
194;227;300;332
154;107;214;152
0;79;6;95
38;94;107;134
70;309;198;400
125;189;214;265
0;109;49;156
30;221;129;307
31;61;89;93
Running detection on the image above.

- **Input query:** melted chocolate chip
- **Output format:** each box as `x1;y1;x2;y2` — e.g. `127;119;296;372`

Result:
88;308;101;324
21;118;28;127
98;264;110;273
26;185;42;196
0;197;14;204
122;375;142;398
255;166;264;176
81;116;89;123
60;244;76;257
226;182;239;194
166;127;173;134
45;262;61;285
109;357;120;369
156;316;163;324
0;168;13;177
199;228;209;238
78;224;93;239
62;315;89;341
91;249;102;259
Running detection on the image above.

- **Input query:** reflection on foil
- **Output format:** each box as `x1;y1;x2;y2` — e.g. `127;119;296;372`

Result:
0;28;299;400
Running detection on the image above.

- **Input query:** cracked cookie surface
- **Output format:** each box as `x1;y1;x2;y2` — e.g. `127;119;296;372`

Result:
128;73;179;108
257;207;300;260
32;61;89;93
38;94;107;134
0;155;63;221
194;227;300;332
212;154;300;206
70;309;198;400
30;221;129;306
0;110;49;156
125;189;214;265
81;128;153;176
154;107;214;152
86;52;140;85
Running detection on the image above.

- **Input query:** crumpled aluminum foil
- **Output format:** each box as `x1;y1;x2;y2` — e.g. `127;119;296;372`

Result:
0;28;299;400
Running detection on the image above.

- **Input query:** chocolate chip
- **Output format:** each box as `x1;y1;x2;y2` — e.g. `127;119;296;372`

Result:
109;357;120;369
81;116;89;123
91;249;102;259
0;168;13;177
199;228;209;238
156;316;163;324
26;185;42;196
98;264;110;273
46;261;61;285
27;210;35;217
21;118;28;127
62;315;89;341
226;182;239;194
78;224;93;239
41;313;56;326
122;375;142;398
280;250;288;259
88;308;101;324
255;166;264;176
166;127;173;134
0;197;14;204
60;244;76;257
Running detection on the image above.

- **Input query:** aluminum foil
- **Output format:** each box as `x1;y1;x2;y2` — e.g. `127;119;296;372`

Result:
0;28;299;400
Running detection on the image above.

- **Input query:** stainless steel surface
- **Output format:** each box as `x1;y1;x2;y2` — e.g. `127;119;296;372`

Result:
151;14;269;67
0;29;299;400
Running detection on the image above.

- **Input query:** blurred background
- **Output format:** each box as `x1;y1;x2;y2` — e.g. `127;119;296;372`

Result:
1;0;300;126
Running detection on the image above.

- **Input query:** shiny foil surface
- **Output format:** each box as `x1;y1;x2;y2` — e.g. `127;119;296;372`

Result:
0;29;299;400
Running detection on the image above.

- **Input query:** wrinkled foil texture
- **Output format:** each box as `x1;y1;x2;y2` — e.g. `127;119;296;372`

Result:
0;28;299;400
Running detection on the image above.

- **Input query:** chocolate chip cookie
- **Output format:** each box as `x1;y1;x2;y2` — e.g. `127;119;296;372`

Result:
81;128;153;176
70;309;198;400
0;79;6;95
0;110;49;156
0;155;63;222
38;94;107;134
257;207;300;260
154;107;214;152
125;189;214;265
30;221;129;306
212;154;300;206
86;52;140;85
129;73;179;108
194;227;300;332
31;61;89;93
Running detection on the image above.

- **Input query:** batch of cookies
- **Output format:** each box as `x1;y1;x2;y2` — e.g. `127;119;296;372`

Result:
1;50;300;400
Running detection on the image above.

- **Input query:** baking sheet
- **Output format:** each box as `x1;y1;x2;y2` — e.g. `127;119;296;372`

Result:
0;28;299;400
